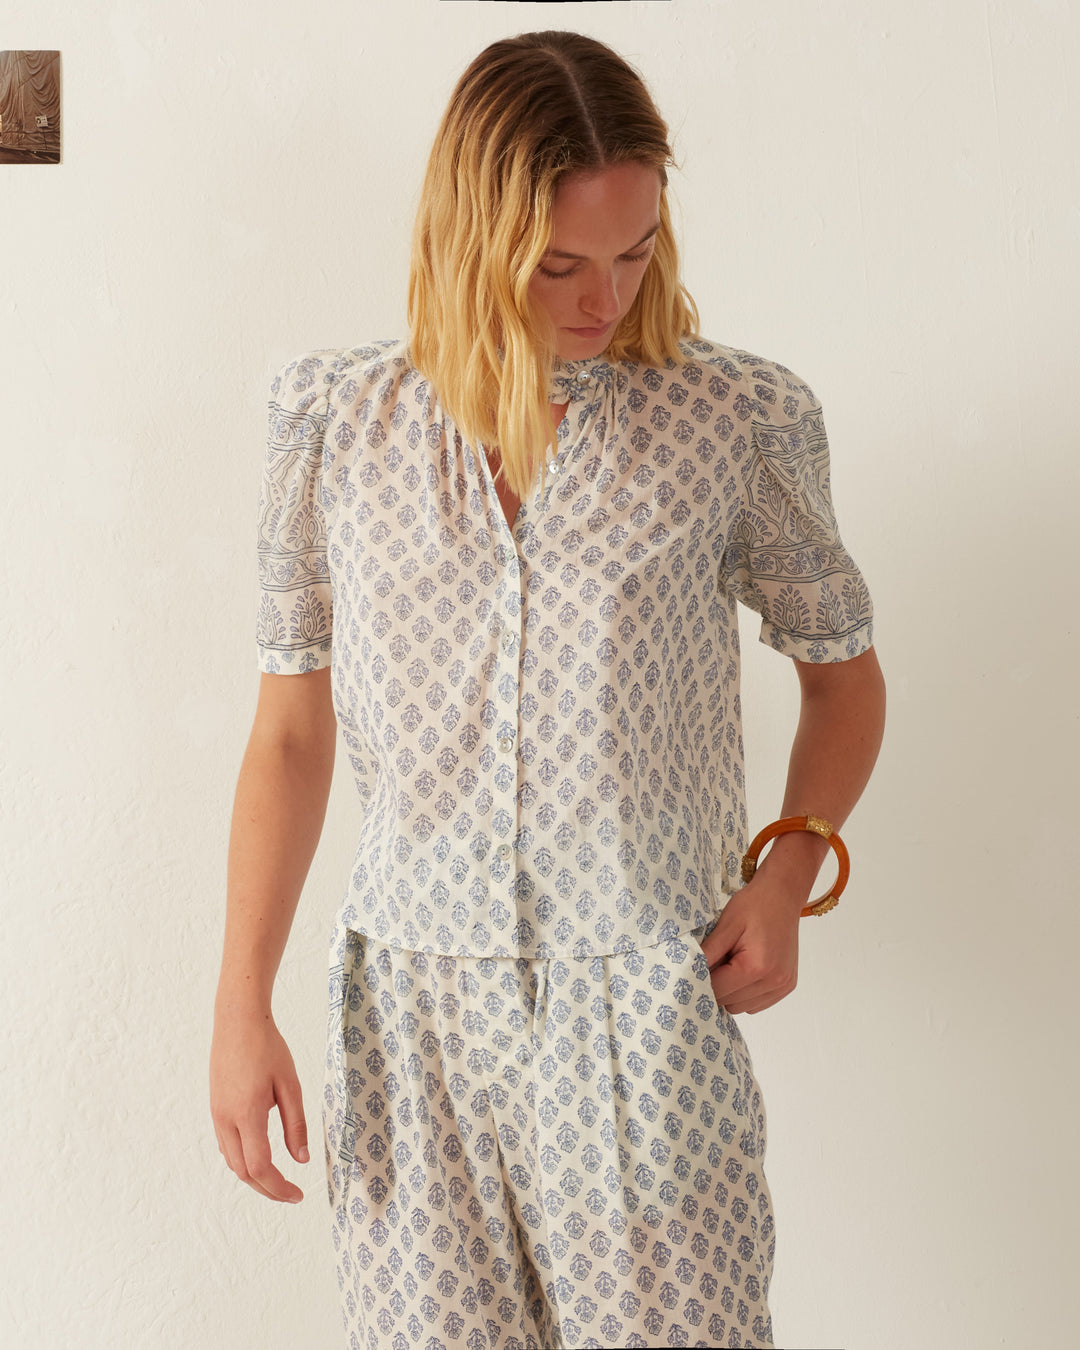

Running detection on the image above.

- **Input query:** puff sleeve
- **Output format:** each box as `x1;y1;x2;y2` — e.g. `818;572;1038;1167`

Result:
720;364;874;663
255;351;340;674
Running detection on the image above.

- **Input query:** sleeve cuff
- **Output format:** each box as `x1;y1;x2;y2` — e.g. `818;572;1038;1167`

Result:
256;641;333;674
759;617;874;663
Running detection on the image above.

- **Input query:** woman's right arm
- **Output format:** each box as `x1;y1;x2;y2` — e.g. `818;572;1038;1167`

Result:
210;666;337;1203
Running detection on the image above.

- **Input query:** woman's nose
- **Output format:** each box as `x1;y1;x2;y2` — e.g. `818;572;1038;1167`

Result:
579;274;622;323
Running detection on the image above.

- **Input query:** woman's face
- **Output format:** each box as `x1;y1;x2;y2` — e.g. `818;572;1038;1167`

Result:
528;162;662;361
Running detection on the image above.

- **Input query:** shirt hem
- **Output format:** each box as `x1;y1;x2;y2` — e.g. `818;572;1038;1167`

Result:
335;909;731;963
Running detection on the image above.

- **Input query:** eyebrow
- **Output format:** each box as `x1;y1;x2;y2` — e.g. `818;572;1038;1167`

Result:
543;222;661;261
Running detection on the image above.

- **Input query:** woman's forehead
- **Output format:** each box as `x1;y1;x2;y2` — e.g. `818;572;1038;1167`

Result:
547;164;662;249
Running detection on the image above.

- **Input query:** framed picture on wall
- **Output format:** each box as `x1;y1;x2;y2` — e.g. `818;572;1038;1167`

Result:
0;50;61;164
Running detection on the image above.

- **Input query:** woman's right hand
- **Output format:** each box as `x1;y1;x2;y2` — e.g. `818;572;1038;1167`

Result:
210;1010;310;1203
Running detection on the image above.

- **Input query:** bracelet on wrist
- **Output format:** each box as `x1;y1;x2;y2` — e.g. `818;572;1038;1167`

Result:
741;814;849;917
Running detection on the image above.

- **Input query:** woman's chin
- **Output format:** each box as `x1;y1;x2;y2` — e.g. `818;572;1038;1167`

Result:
556;327;613;360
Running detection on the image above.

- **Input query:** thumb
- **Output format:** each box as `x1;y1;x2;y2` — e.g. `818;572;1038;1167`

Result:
701;897;747;969
276;1075;309;1164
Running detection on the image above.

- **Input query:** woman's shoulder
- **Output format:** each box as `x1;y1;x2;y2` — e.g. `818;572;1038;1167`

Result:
270;338;413;411
668;337;820;420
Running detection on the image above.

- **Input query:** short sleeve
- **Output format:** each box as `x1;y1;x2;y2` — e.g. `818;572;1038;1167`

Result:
720;369;874;663
255;352;339;674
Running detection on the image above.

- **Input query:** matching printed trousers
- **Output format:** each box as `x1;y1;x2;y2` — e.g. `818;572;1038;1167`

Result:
323;925;776;1349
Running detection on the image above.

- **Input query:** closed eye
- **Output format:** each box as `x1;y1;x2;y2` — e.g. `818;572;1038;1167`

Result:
537;247;653;281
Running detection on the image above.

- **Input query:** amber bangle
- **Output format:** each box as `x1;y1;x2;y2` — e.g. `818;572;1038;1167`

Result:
740;814;850;916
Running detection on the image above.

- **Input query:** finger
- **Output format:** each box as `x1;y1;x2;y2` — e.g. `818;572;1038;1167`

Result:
708;960;757;1007
275;1075;309;1165
738;992;783;1015
241;1143;303;1202
710;962;785;1012
219;1124;281;1202
725;978;795;1016
699;919;740;971
218;1122;246;1179
239;1118;304;1203
713;985;760;1014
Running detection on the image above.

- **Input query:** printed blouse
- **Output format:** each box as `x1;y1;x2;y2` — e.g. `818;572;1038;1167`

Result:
255;337;873;958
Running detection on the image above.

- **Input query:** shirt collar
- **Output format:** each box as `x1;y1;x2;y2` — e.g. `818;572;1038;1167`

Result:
547;356;616;404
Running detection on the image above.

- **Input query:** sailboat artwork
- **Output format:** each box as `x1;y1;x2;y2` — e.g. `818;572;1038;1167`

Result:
0;51;61;165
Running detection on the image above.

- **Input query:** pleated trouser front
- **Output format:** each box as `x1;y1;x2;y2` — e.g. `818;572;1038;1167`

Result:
323;925;775;1350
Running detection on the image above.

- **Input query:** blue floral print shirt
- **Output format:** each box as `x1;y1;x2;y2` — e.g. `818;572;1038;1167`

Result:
256;337;873;958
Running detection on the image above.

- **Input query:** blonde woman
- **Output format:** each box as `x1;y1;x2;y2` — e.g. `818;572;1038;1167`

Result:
210;30;885;1350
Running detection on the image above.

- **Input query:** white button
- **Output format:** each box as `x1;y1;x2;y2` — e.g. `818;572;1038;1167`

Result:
496;843;513;860
501;632;516;654
498;734;515;753
576;370;590;383
548;459;560;474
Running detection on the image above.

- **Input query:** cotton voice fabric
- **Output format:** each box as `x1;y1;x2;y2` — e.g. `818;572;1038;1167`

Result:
324;925;775;1349
255;338;873;963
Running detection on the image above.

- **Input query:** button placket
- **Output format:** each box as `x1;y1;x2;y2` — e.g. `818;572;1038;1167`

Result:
490;604;522;878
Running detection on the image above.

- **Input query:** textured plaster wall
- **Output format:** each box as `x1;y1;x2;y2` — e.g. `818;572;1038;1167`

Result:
3;2;1078;1347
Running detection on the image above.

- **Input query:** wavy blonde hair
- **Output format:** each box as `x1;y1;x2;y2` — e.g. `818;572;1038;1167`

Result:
408;30;701;500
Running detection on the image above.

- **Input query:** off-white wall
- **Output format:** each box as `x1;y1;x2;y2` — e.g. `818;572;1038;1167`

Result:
3;2;1077;1347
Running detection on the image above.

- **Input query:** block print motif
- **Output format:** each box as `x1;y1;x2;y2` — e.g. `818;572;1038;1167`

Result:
254;336;874;962
324;928;775;1349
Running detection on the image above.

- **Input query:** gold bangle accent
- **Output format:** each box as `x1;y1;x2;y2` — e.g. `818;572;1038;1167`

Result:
740;814;850;917
804;814;833;840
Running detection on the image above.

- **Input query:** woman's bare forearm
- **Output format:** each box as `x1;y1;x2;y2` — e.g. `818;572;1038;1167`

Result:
703;646;886;1011
215;733;335;1019
757;646;887;903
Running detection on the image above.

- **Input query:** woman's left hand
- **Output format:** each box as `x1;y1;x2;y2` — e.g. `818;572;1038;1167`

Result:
698;877;803;1015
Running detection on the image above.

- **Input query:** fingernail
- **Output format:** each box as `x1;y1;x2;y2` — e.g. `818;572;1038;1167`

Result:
299;1146;309;1163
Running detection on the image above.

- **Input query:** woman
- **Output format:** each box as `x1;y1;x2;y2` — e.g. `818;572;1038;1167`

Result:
211;30;885;1350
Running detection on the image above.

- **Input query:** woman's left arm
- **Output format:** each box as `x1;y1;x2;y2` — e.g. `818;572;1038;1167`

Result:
701;646;887;1014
